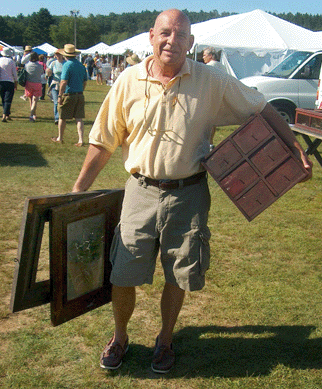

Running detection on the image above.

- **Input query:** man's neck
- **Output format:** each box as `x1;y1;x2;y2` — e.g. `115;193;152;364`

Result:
150;57;184;85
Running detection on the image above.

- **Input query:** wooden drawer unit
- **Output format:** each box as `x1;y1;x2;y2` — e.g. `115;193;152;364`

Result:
202;114;309;221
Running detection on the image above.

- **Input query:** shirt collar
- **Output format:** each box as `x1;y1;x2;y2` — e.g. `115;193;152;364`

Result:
137;55;191;81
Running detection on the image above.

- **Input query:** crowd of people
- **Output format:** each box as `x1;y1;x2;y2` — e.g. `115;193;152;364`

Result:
1;36;247;149
0;44;139;145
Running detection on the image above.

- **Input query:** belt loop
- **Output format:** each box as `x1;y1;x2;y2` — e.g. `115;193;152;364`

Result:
178;179;184;189
138;175;147;188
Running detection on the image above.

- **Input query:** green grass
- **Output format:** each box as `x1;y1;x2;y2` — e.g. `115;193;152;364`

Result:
1;82;322;388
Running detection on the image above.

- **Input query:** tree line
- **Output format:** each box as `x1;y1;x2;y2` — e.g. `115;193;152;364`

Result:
1;8;322;50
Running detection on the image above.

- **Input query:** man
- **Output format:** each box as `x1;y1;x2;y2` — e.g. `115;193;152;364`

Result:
72;9;312;373
84;54;95;80
51;44;87;146
203;46;227;73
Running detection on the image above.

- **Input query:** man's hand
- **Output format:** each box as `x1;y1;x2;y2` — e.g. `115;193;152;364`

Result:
260;103;313;181
293;141;313;182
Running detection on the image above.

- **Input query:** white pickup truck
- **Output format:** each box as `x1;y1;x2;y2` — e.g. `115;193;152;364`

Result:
241;51;322;123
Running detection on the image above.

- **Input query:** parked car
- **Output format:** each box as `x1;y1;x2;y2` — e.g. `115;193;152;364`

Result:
241;50;322;123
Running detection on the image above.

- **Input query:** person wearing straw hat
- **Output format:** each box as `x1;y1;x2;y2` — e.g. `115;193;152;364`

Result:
51;44;87;146
0;47;17;122
21;45;33;65
126;53;141;67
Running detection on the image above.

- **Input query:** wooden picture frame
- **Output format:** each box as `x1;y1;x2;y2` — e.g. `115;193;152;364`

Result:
10;189;123;315
50;190;123;326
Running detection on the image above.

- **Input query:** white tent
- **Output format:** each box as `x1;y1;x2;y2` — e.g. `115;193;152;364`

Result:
108;32;152;58
81;42;111;55
192;10;320;79
33;43;57;54
0;40;15;51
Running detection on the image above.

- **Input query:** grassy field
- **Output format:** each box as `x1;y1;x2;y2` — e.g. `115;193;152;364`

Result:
1;82;322;389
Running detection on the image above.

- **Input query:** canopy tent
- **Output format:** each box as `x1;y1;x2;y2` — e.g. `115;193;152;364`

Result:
192;10;321;79
81;42;111;55
33;43;57;55
0;40;15;52
32;47;47;55
108;32;152;58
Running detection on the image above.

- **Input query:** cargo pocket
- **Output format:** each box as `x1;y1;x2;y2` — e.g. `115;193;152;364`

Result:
109;223;121;267
198;226;211;276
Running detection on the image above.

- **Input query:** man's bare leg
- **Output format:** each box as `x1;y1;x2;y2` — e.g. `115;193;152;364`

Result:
75;118;84;145
53;118;66;143
112;285;136;346
158;282;185;346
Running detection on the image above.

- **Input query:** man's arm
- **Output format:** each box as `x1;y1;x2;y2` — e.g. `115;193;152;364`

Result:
57;79;68;105
260;103;313;179
72;144;112;192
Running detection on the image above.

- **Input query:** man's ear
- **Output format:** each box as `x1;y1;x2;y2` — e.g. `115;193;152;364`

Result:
188;34;195;51
149;28;154;46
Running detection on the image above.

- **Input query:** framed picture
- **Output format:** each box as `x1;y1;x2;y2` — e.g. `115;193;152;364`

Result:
10;189;123;315
50;190;123;326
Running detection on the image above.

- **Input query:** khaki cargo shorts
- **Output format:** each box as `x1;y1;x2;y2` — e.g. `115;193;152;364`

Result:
59;93;85;120
109;174;211;291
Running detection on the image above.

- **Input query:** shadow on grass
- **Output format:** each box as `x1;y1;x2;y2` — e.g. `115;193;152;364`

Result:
0;143;48;167
103;324;322;379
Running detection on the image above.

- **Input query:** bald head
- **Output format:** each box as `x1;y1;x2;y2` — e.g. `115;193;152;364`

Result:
150;9;194;75
154;9;191;34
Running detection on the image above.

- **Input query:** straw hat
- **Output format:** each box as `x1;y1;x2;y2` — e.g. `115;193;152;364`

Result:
1;47;13;57
24;46;32;52
57;44;81;57
126;53;141;66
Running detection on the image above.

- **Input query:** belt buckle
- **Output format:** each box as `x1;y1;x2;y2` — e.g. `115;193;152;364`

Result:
159;179;172;190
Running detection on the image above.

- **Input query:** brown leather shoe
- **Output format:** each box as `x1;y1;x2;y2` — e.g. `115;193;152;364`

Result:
100;337;129;370
151;337;175;374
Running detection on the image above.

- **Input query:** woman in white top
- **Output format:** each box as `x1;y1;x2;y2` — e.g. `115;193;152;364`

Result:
46;51;66;124
0;47;18;122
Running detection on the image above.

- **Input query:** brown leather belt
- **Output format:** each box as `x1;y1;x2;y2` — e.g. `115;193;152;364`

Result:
132;171;206;190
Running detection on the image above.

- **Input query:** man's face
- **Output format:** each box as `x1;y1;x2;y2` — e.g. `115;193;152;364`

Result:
150;10;194;69
203;51;212;64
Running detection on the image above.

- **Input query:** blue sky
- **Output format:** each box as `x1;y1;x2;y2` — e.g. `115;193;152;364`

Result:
1;0;322;18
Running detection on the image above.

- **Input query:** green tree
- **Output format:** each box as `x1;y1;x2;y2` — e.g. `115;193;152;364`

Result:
24;8;55;46
0;17;13;44
50;16;99;49
5;14;26;46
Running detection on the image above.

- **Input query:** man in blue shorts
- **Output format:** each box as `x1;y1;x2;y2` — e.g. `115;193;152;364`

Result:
51;44;87;146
